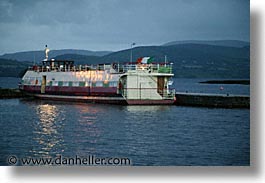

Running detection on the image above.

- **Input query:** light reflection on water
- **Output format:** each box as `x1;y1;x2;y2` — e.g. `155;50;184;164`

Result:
0;77;251;165
125;105;170;113
30;103;65;158
37;104;58;134
74;104;101;154
0;99;250;165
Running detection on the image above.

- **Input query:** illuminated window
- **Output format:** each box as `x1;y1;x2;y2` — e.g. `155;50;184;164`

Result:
96;81;103;87
109;81;117;87
72;82;79;87
53;81;58;86
63;81;68;86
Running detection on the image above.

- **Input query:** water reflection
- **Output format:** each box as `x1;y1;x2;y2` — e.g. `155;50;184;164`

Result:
31;104;65;157
38;104;58;134
22;100;106;157
123;105;173;160
125;105;170;114
72;104;102;155
1;99;249;165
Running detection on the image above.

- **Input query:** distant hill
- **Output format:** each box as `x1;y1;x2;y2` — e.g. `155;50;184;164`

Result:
163;40;250;48
104;44;249;78
54;44;250;78
0;41;250;78
0;49;112;62
101;44;248;62
0;59;31;77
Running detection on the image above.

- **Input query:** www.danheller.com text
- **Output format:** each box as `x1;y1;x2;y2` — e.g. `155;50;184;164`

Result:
7;155;131;166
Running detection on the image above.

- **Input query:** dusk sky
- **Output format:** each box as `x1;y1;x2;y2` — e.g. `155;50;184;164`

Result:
0;0;250;54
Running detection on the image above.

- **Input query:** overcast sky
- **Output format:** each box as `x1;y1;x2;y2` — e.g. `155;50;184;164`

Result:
0;0;249;54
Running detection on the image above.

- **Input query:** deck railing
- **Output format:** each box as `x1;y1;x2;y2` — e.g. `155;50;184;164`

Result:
120;63;173;74
28;63;173;74
28;65;105;72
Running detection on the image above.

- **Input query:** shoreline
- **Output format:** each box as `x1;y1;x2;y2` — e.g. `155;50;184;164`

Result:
0;88;27;99
199;79;250;85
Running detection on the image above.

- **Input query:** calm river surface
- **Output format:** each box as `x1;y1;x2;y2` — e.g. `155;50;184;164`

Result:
0;77;250;166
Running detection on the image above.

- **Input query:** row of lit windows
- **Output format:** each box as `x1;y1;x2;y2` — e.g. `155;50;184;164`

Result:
22;79;118;87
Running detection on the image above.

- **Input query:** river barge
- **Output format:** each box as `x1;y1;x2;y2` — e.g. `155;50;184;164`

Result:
19;47;175;105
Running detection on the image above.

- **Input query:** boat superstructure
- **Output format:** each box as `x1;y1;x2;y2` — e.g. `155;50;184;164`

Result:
19;48;175;105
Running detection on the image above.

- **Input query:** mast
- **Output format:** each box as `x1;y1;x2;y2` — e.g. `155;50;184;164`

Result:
130;43;136;62
33;53;35;65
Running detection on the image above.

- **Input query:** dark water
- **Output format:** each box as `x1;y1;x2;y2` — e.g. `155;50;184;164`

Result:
0;77;250;165
0;77;21;89
172;78;250;95
0;99;249;166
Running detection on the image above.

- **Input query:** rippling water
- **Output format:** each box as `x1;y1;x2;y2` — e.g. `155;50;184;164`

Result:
0;99;249;166
0;77;21;89
172;78;250;95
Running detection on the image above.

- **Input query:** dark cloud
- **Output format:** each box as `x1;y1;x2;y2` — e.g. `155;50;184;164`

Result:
0;0;249;54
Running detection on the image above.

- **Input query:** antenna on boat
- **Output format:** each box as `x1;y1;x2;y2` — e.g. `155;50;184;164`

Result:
130;42;136;62
33;53;35;65
45;45;50;61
